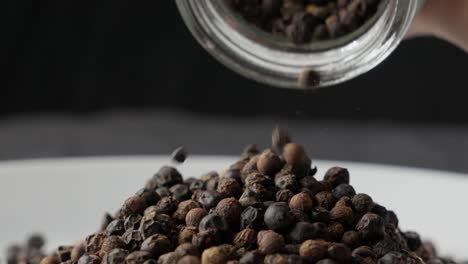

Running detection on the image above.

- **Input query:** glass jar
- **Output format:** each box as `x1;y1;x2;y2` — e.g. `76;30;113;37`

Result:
176;0;424;89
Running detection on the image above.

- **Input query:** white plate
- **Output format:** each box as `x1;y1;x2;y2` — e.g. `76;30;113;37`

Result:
0;156;467;261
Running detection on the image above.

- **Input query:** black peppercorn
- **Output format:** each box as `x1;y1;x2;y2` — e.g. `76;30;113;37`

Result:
264;202;293;231
170;184;191;201
342;231;361;249
136;188;161;206
327;243;351;262
102;249;129;264
289;222;327;244
192;228;222;250
240;206;265;230
106;219;125;236
140;234;172;258
355;213;385;242
197;190;222;210
332;184;356;199
323;167;350;188
239;250;264;264
404;231;422;251
171;146;187;163
153;166;183;188
315;191;337;210
352;193;375;215
199;214;228;233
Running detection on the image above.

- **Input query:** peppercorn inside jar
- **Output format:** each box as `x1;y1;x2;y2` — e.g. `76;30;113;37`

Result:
176;0;422;89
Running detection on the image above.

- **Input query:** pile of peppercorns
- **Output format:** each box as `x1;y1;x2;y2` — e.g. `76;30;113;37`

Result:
6;129;460;264
225;0;382;44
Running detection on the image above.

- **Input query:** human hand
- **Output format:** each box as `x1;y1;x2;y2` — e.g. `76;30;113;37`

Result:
407;0;468;52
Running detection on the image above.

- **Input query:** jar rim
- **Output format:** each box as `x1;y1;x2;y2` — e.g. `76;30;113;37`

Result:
176;0;420;89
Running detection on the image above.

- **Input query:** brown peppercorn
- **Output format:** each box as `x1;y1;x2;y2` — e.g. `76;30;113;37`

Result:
201;244;236;264
257;230;285;255
214;197;243;225
289;191;313;212
71;241;86;262
158;252;180;264
241;155;260;182
40;256;60;264
122;230;143;251
283;143;309;165
125;251;151;264
175;243;200;257
121;196;147;218
178;255;201;264
233;228;257;249
299;240;327;262
185;208;209;227
257;149;283;176
327;222;345;241
264;254;288;264
140;234;172;258
330;206;354;225
178;226;198;244
85;233;106;255
217;178;242;198
315;191;337;210
335;196;353;208
352;193;375;215
173;200;201;222
99;236;126;257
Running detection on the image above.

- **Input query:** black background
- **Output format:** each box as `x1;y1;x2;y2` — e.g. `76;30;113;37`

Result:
3;0;467;122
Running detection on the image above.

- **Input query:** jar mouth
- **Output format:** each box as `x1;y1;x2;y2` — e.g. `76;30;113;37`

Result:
216;0;391;53
177;0;419;89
